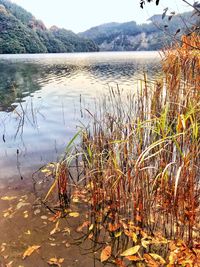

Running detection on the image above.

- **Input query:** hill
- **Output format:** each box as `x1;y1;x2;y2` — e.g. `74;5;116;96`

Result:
79;12;198;51
0;0;99;54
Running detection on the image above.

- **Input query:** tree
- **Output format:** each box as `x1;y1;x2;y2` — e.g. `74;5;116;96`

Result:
139;0;200;48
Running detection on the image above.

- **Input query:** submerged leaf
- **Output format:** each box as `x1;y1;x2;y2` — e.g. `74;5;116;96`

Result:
100;246;112;262
22;245;40;259
50;220;60;235
76;221;90;232
1;196;17;201
47;257;64;267
68;212;79;217
16;202;30;210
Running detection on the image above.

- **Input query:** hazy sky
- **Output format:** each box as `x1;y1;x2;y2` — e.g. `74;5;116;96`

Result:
12;0;193;32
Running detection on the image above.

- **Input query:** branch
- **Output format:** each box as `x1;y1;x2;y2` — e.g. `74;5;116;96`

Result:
182;0;200;14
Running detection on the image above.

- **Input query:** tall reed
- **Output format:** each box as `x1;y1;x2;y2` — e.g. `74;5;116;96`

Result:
44;34;200;265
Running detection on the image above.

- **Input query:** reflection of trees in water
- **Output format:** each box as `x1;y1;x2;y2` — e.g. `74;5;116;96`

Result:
0;58;161;112
0;62;79;112
0;63;42;112
87;60;161;82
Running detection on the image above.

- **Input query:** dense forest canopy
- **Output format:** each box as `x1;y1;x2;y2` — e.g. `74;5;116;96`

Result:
0;0;99;54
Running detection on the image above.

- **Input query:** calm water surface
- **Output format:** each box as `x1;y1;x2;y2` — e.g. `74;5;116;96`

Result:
0;51;161;182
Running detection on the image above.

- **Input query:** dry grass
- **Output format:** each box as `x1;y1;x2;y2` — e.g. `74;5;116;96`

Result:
44;34;200;266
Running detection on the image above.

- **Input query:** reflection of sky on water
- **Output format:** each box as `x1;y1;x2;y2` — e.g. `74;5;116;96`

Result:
0;51;161;181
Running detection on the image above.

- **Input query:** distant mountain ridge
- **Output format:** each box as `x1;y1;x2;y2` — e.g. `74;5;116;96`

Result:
0;0;198;54
79;12;198;51
0;0;98;54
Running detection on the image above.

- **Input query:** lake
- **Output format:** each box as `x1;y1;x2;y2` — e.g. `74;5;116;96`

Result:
0;51;161;183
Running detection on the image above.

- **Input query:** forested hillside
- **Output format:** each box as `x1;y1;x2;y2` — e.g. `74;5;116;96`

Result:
79;12;198;51
0;0;198;53
0;0;99;54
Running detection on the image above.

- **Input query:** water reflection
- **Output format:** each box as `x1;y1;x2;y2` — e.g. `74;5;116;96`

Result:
0;51;161;181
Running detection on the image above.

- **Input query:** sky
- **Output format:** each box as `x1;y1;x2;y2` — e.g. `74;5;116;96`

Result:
12;0;193;33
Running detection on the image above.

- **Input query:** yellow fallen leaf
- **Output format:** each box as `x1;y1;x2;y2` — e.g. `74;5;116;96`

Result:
6;261;13;267
1;196;17;201
25;230;31;235
62;227;71;234
68;212;79;218
0;243;6;252
141;239;150;249
24;211;29;218
72;197;79;203
50;221;60;235
121;245;140;257
132;232;137;243
100;246;112;262
89;224;94;231
47;257;64;266
3;212;12;218
115;231;122;238
22;245;40;259
149;253;166;264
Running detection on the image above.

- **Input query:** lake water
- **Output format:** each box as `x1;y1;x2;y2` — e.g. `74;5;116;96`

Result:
0;51;161;182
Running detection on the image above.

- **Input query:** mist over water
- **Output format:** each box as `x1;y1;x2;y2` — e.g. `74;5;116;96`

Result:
0;51;161;182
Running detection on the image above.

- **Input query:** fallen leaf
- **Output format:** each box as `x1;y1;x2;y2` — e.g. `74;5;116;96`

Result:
108;223;120;232
88;233;93;239
41;215;48;220
49;211;61;222
50;221;60;235
1;196;17;201
125;255;141;261
22;245;40;259
34;209;41;215
132;232;137;243
76;221;90;232
16;202;30;210
24;211;28;218
144;254;160;267
25;230;31;235
121;245;140;257
3;212;10;218
72;197;79;203
115;231;122;238
89;224;94;231
149;253;166;264
62;227;70;234
1;243;6;252
68;212;79;218
6;261;13;267
49;243;56;247
47;257;64;267
3;255;9;260
141;239;151;249
100;246;112;262
65;243;70;248
115;258;126;267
